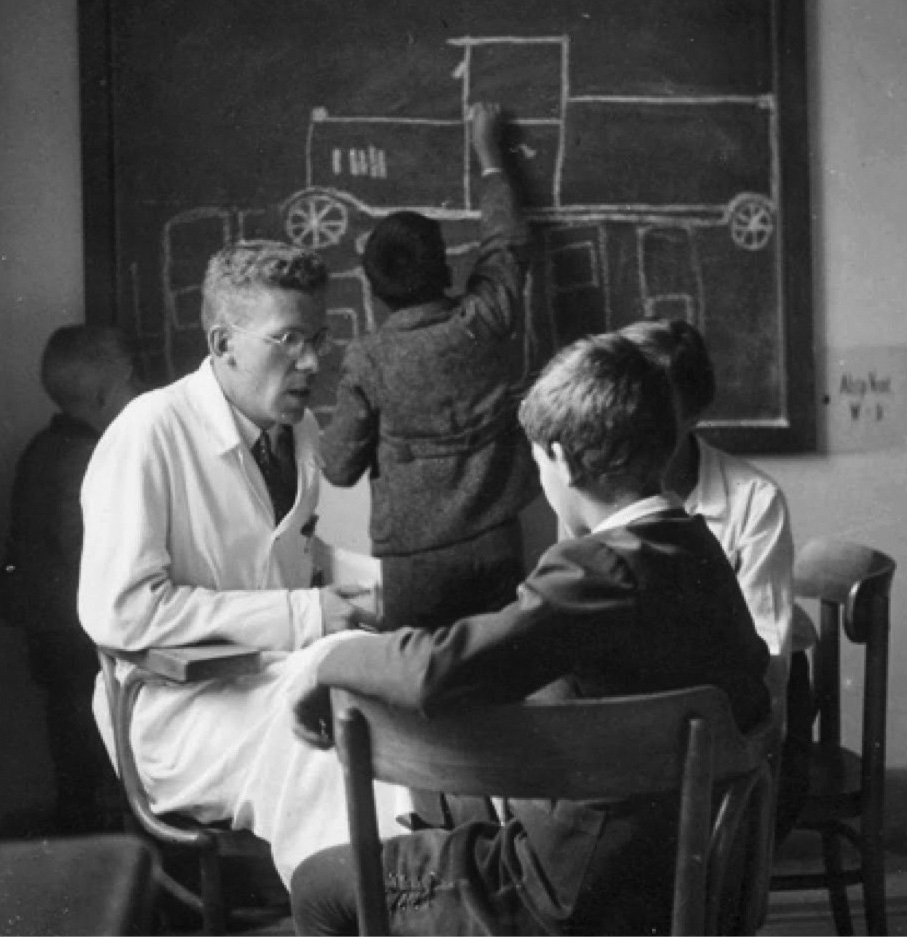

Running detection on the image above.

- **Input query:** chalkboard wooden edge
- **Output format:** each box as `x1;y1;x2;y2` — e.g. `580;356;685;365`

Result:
774;0;818;455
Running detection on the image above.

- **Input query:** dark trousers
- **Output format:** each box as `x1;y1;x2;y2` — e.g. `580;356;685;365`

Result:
291;806;678;937
774;650;815;843
27;633;121;835
380;520;525;632
292;824;557;937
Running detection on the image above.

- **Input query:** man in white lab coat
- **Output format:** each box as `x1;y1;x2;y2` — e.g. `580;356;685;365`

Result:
78;240;401;887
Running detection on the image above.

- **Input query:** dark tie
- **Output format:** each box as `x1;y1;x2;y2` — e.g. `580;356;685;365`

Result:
252;426;297;524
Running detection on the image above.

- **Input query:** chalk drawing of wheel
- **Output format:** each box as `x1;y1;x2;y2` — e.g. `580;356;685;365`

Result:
728;194;775;251
285;191;349;249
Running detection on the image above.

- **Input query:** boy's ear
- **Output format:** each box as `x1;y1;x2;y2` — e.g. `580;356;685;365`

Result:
551;442;580;487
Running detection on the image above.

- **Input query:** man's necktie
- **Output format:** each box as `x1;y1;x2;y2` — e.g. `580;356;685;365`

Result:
252;426;297;525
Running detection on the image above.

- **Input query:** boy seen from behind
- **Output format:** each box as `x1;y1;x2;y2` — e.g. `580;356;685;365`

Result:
320;102;539;632
291;333;770;936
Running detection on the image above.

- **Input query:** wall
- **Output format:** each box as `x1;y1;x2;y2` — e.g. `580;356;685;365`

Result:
0;2;904;820
0;0;84;824
0;1;85;529
758;0;907;756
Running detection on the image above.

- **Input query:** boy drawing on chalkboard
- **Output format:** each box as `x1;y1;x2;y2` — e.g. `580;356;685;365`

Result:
321;101;540;632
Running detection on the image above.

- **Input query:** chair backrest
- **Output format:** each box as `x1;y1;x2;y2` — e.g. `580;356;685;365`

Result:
332;685;774;936
793;538;896;767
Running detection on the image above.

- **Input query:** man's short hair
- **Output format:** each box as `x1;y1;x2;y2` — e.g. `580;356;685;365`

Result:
201;240;329;331
362;212;450;309
619;318;716;425
41;325;134;412
519;333;677;491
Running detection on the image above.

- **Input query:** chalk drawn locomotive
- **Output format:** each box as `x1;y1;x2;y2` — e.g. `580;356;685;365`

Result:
157;35;778;421
283;36;775;254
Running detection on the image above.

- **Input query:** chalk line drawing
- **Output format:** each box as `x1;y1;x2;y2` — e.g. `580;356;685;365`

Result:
152;33;780;422
283;35;776;251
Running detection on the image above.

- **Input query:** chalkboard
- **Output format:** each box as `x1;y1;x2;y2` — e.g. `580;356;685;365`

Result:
79;0;814;453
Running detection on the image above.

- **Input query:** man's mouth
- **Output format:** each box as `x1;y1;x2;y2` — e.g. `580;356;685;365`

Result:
286;387;310;402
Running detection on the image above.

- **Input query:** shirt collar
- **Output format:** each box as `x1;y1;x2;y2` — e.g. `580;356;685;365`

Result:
187;358;268;456
193;357;288;454
684;435;729;521
591;492;684;534
230;402;267;451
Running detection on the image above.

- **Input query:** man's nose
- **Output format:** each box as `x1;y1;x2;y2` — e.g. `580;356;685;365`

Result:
294;346;320;372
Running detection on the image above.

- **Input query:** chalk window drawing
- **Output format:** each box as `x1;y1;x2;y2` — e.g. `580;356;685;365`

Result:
638;226;703;326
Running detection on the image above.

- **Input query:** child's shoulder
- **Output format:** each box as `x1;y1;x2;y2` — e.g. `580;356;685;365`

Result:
529;531;638;598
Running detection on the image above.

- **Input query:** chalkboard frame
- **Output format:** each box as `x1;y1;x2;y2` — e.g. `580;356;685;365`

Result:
78;0;816;455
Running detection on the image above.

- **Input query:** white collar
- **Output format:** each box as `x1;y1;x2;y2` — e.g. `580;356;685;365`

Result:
229;401;278;451
591;492;684;534
200;359;285;452
187;359;295;455
684;436;729;521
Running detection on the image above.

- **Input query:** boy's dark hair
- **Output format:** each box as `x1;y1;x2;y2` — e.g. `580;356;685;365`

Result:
619;318;716;425
519;333;677;491
41;325;134;412
362;212;451;309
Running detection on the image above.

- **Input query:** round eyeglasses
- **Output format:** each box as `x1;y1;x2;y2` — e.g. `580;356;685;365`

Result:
231;324;332;358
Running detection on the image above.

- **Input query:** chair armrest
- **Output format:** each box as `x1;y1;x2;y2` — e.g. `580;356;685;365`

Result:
99;642;264;683
95;642;262;850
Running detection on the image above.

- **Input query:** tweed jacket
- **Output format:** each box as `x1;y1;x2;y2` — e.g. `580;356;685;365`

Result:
315;497;771;932
320;172;540;556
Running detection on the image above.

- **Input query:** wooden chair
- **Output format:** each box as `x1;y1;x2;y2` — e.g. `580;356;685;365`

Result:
0;834;158;936
332;685;775;936
97;643;287;935
770;538;897;936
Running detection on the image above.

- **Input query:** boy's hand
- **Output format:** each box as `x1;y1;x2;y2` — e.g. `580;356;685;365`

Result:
285;630;372;749
469;102;503;172
321;583;381;634
293;684;334;750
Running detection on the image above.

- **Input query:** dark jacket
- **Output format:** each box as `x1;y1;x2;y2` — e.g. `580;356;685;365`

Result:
1;413;99;638
320;172;540;556
317;504;771;933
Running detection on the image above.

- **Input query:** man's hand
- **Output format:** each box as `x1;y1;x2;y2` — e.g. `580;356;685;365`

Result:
293;684;334;750
469;101;503;172
285;630;372;749
321;583;381;635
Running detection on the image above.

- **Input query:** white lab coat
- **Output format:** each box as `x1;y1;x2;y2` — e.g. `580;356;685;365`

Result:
78;358;401;886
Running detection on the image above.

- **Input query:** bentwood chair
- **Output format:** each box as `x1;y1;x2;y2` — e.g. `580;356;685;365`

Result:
97;643;288;935
770;538;897;935
333;685;775;936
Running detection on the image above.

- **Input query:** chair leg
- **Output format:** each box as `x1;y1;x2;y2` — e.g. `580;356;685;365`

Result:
199;848;226;936
861;833;888;936
821;829;854;936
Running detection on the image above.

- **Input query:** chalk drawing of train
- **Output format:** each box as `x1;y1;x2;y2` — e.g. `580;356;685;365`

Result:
155;35;778;414
281;35;776;254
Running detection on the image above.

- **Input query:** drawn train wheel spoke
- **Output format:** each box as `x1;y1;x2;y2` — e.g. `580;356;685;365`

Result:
285;193;349;249
729;195;774;252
